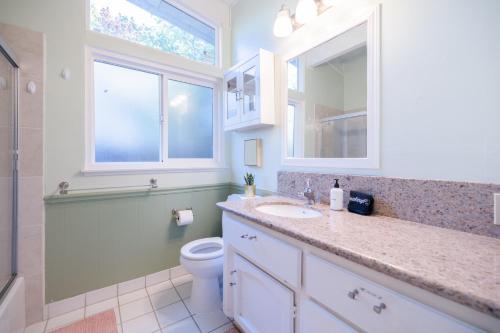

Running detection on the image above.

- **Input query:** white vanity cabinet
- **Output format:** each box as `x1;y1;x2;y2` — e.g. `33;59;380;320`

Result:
223;49;275;131
232;254;295;333
222;212;489;333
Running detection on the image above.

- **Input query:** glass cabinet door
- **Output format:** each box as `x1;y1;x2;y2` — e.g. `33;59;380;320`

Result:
225;73;240;126
241;65;258;121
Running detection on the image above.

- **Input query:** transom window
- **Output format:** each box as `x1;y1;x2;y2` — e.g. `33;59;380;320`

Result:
89;0;217;65
86;49;220;172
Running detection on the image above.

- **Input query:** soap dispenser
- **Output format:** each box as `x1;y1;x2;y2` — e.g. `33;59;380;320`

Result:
330;179;343;211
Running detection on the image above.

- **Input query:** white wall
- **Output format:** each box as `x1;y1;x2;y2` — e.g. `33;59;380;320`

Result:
230;0;500;191
0;0;232;194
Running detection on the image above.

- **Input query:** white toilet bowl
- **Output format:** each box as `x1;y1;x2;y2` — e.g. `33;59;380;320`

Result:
180;237;224;314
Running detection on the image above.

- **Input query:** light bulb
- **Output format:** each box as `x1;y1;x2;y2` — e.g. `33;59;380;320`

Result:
295;0;318;24
273;5;293;38
321;0;335;6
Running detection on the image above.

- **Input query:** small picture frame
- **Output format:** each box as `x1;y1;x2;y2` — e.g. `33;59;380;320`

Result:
244;139;262;167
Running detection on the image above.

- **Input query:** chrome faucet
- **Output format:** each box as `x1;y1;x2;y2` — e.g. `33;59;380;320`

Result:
299;179;316;205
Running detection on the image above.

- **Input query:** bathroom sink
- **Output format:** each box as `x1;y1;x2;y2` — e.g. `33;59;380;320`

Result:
255;204;322;219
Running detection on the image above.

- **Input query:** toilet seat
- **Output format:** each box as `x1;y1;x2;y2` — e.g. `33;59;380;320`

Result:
181;237;223;261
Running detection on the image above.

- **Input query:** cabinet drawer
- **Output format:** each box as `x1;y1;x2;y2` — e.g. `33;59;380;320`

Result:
304;254;481;333
223;215;301;288
300;299;358;333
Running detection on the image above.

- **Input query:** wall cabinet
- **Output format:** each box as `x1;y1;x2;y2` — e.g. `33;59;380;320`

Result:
223;49;275;131
222;212;486;333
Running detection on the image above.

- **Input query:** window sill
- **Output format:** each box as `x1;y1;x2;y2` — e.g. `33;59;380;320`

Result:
81;165;229;176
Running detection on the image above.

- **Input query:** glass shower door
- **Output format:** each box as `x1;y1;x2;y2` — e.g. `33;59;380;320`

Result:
0;38;18;300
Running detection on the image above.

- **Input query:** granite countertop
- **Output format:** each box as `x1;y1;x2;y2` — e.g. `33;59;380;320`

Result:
216;196;500;319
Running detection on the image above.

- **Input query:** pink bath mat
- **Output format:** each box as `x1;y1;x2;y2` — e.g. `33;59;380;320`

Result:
50;310;117;333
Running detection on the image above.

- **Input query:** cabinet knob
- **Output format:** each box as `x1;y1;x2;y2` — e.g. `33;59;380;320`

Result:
347;289;359;300
229;282;237;287
230;270;237;275
373;303;386;314
241;234;249;239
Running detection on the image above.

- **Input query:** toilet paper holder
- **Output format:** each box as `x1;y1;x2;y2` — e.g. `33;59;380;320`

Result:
172;208;193;216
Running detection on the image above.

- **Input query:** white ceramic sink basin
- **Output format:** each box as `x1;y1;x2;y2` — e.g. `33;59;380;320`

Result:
255;204;322;219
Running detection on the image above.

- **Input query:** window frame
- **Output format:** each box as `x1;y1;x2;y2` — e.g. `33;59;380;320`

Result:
85;0;221;68
84;47;224;175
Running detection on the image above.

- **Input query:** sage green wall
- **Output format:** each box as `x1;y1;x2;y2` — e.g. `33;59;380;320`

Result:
45;184;232;302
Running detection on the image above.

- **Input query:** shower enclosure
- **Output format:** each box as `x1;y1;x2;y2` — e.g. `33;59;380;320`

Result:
0;36;18;301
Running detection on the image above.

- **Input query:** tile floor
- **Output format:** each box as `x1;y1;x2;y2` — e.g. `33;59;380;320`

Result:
24;274;235;333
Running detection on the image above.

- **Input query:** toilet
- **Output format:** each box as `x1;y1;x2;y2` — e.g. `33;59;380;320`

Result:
179;194;255;314
180;237;224;314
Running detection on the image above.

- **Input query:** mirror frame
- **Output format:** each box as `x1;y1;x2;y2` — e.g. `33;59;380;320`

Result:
280;4;380;169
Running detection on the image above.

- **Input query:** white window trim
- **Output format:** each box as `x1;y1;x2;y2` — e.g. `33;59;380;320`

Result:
84;0;222;68
83;47;225;175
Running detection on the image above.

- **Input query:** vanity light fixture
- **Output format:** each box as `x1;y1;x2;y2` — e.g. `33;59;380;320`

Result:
273;0;334;38
273;5;293;38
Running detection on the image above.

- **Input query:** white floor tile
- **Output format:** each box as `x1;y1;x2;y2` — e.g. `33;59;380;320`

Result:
155;301;190;328
23;321;46;333
86;285;117;305
48;294;85;318
161;317;201;333
147;280;174;296
122;313;159;333
146;269;170;286
119;288;148;305
118;277;145;295
171;275;193;287
170;266;189;280
85;298;121;324
193;310;230;333
120;297;153;322
183;298;195;315
174;282;192;299
210;322;236;333
45;308;85;332
150;288;181;310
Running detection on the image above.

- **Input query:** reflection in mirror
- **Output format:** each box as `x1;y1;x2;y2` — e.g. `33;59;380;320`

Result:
286;23;367;158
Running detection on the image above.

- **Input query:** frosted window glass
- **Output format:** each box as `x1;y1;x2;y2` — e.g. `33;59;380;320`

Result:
94;61;161;162
168;80;213;158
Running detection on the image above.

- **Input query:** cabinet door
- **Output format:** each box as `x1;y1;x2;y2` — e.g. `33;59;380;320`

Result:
233;255;294;333
240;57;260;123
224;70;241;128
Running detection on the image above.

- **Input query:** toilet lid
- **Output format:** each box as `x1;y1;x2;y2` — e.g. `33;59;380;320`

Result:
181;237;224;261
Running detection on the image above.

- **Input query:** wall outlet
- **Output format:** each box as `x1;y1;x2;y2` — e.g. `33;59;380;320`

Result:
495;194;500;225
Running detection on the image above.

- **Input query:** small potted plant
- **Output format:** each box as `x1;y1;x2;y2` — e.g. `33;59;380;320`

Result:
244;172;256;197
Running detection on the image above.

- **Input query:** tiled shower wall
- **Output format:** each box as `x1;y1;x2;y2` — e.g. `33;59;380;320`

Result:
0;23;45;324
278;171;500;238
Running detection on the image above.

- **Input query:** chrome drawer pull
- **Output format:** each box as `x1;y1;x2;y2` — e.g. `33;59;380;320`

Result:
248;235;257;240
241;234;249;239
229;282;237;286
373;303;386;314
347;289;359;299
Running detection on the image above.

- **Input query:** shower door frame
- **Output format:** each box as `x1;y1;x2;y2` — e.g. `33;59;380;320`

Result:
0;36;19;302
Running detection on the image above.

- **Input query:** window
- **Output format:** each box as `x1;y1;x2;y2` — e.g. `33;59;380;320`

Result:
287;57;299;91
87;49;220;171
94;61;161;162
89;0;217;65
287;103;296;157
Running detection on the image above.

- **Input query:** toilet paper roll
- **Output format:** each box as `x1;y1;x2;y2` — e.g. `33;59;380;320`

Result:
176;209;193;226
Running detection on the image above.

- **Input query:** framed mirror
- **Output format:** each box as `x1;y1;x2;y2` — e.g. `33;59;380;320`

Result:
281;5;380;169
